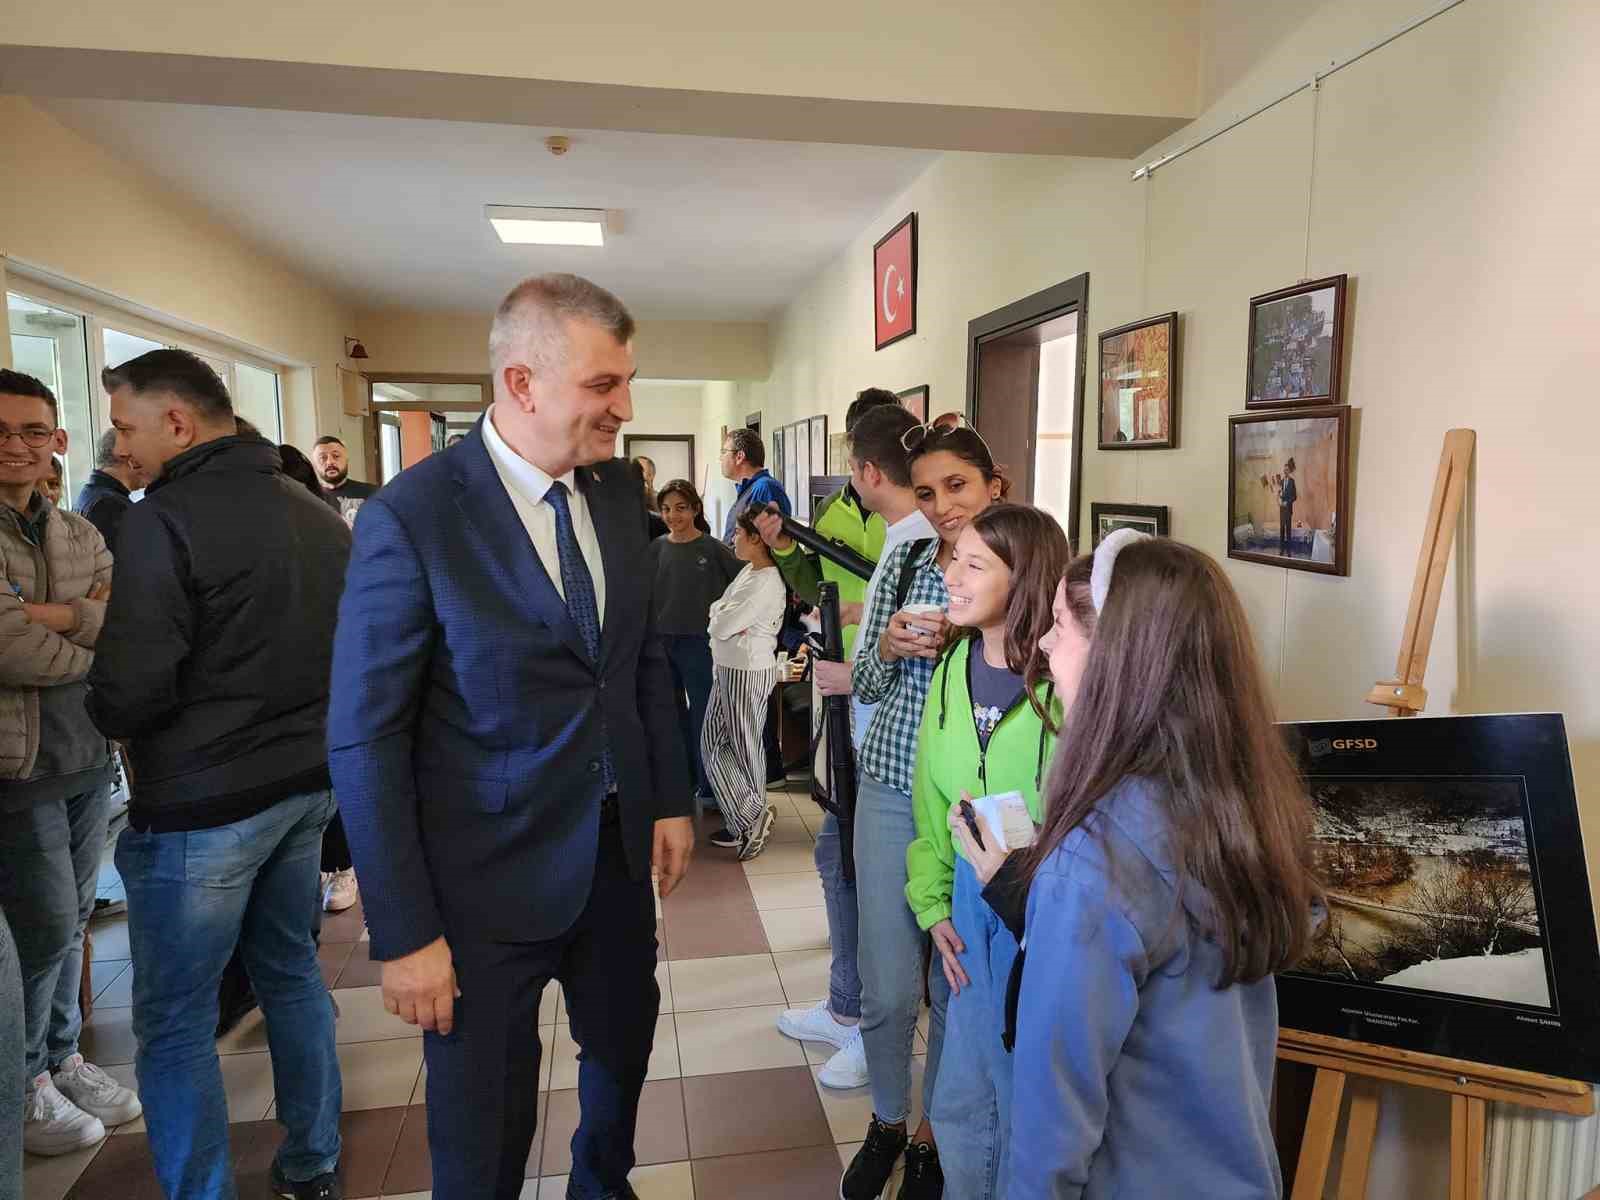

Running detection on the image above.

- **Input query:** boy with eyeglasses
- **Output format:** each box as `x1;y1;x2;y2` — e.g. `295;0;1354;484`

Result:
0;369;142;1158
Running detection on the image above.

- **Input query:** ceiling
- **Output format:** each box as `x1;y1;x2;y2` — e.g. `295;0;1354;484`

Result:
41;100;938;321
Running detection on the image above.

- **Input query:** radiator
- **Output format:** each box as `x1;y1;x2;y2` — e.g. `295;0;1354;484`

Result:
1487;1091;1600;1200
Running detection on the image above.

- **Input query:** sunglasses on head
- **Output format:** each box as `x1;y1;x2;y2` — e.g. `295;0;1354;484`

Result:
900;412;993;459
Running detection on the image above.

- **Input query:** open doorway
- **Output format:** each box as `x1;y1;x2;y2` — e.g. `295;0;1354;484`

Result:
364;374;489;484
965;274;1088;544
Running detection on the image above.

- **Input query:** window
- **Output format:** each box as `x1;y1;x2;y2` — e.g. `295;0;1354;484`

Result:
7;294;94;505
233;362;282;443
101;327;164;372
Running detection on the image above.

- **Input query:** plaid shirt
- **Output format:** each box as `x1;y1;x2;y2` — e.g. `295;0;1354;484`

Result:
853;538;946;795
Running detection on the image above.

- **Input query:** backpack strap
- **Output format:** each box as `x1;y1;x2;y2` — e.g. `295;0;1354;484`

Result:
893;539;936;611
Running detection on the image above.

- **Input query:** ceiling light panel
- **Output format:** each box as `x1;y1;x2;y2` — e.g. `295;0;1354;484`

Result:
485;205;606;246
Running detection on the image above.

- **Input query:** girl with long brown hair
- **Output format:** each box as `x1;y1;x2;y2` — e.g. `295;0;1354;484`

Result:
904;505;1071;1200
955;532;1320;1198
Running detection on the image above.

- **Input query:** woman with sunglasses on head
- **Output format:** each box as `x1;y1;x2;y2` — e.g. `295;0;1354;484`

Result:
905;505;1071;1200
841;414;1005;1200
953;532;1321;1199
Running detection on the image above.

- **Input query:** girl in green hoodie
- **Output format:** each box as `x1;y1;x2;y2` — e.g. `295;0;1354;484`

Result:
906;505;1071;1200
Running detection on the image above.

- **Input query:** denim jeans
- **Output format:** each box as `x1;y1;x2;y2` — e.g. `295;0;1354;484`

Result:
662;634;716;796
0;905;22;1200
117;790;341;1200
854;772;947;1125
0;776;113;1078
931;856;1020;1199
813;811;861;1019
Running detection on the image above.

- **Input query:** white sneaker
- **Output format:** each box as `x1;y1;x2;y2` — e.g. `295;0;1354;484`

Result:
777;999;858;1050
817;1027;869;1090
322;868;359;913
738;805;777;862
24;1072;107;1156
52;1055;143;1126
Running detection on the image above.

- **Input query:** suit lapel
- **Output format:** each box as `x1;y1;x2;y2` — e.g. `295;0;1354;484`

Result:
452;429;593;667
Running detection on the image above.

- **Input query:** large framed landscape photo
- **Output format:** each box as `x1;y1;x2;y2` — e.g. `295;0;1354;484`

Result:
1098;312;1178;449
1228;406;1350;575
1277;714;1600;1082
1246;273;1347;409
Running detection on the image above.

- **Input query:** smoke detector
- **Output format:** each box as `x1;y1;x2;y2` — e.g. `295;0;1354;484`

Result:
545;136;572;157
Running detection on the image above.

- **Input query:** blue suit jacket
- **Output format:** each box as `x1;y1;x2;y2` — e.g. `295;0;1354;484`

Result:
328;425;691;961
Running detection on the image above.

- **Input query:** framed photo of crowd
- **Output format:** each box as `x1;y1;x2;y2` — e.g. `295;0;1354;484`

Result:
1246;275;1348;409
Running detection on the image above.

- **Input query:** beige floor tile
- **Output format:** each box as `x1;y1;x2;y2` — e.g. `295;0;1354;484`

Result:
674;1005;807;1077
384;1193;432;1199
740;840;821;876
109;1049;275;1134
538;982;558;1028
537;1160;694;1199
87;914;131;959
335;1038;424;1111
810;1054;927;1141
758;906;830;953
78;1005;139;1066
333;984;423;1044
747;872;825;910
765;813;814;845
20;1138;102;1200
772;948;833;1006
668;954;785;1012
548;1014;678;1091
837;1141;862;1168
656;960;674;1014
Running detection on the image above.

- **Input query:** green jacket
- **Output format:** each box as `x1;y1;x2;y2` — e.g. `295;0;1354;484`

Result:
772;486;886;657
905;636;1059;931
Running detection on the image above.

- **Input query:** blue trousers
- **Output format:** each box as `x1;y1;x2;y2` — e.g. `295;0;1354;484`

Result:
661;633;716;797
118;789;341;1200
814;811;861;1019
931;856;1020;1198
423;818;659;1200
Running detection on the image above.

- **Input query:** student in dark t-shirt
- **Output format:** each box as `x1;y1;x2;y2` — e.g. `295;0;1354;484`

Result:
648;480;741;802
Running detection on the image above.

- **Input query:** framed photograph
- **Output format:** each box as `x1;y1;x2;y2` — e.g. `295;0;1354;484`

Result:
896;384;929;424
874;213;918;351
794;422;813;522
808;415;828;482
1228;406;1350;576
783;428;800;517
1246;274;1347;409
828;431;850;475
1098;312;1178;449
770;427;785;494
1277;714;1600;1082
1090;502;1169;546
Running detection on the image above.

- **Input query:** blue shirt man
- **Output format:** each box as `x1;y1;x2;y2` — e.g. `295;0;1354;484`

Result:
720;427;791;544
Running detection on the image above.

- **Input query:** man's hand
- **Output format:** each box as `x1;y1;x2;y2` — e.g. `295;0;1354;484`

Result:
839;601;864;628
381;935;461;1034
88;582;111;602
753;507;793;553
881;609;950;662
22;603;77;634
653;815;694;898
813;657;853;697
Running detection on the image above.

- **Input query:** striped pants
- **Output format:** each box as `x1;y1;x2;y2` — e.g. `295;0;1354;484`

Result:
701;663;780;837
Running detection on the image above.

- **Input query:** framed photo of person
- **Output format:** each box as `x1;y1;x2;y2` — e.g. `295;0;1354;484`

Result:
1227;406;1351;576
1090;502;1170;546
1098;312;1178;450
874;213;918;350
896;384;929;423
770;426;786;494
1246;275;1348;409
808;415;828;482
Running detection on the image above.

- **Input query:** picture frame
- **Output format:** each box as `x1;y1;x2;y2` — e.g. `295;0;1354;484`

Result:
1090;502;1169;546
794;422;813;522
828;431;850;476
770;426;785;495
1246;274;1348;409
1227;406;1351;576
873;213;918;351
808;415;828;484
783;428;800;519
896;384;929;424
1097;312;1178;450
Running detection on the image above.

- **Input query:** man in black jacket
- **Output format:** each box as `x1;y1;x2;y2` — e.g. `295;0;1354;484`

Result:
87;349;352;1200
72;429;151;550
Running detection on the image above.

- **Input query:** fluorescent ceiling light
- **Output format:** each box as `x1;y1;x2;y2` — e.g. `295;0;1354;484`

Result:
486;205;606;246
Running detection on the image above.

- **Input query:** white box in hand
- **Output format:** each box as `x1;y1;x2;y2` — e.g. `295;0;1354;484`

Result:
970;790;1036;853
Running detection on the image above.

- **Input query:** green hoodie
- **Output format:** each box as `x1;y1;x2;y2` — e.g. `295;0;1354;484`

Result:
771;485;886;656
904;636;1060;931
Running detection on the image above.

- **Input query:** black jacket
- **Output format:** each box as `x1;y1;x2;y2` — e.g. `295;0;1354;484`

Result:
73;470;133;550
87;436;353;831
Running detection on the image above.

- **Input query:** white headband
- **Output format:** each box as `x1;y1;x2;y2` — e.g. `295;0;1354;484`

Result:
1090;528;1151;613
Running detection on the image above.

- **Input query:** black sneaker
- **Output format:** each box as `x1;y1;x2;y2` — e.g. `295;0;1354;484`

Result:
708;827;741;850
738;805;777;862
897;1140;944;1199
565;1185;638;1200
841;1116;908;1199
270;1162;342;1199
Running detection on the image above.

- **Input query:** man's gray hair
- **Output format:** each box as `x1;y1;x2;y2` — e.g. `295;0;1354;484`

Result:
489;274;636;376
96;428;122;469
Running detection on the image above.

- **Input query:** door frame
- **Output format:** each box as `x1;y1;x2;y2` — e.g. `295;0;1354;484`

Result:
623;433;696;489
964;273;1089;545
361;372;490;484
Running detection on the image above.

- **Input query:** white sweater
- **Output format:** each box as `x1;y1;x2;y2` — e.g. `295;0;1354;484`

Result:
707;564;786;671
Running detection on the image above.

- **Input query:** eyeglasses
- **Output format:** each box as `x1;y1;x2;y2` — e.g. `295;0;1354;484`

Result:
0;427;57;448
900;411;993;459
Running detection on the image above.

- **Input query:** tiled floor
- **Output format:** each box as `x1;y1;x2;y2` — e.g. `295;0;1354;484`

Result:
28;780;922;1199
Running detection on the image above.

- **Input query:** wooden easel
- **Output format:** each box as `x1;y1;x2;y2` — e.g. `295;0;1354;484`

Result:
1279;427;1594;1197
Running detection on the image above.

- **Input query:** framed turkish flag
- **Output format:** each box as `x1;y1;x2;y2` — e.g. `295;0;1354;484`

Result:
873;212;917;351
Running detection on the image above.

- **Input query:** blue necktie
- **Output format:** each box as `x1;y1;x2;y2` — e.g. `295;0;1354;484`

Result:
546;482;616;791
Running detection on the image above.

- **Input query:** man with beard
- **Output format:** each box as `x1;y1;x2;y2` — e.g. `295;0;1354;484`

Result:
311;436;377;522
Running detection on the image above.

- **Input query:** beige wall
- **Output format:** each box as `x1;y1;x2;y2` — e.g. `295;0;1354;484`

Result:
749;1;1600;1190
0;97;362;466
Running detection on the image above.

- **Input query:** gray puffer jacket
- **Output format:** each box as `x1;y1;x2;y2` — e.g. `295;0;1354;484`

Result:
0;502;112;779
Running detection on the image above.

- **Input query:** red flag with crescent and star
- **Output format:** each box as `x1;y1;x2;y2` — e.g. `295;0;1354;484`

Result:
873;213;917;350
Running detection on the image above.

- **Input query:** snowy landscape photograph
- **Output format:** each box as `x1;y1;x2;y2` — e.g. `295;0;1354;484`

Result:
1298;777;1550;1008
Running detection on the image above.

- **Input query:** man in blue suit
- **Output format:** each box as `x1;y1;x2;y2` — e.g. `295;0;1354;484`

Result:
329;274;694;1200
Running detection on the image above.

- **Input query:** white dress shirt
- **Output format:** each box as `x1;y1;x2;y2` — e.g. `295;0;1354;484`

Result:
481;406;606;623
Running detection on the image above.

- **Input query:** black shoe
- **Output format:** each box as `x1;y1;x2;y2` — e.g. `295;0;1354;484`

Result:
270;1162;342;1199
708;827;741;849
897;1140;944;1199
841;1116;908;1199
565;1185;638;1200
